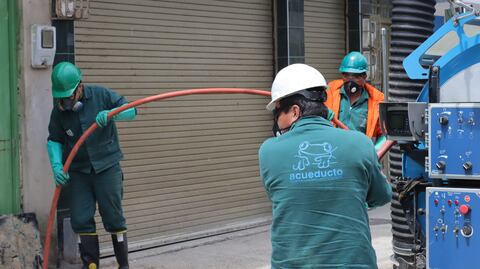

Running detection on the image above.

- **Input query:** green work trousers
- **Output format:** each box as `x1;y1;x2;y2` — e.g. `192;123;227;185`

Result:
70;163;126;233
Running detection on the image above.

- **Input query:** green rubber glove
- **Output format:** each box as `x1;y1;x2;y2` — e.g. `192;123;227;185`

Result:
327;108;335;121
374;135;387;151
96;110;110;128
96;104;136;128
47;140;69;186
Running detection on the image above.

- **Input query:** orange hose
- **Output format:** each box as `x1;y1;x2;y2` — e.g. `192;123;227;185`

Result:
333;117;396;160
332;117;348;130
41;87;391;269
377;139;397;160
42;88;270;269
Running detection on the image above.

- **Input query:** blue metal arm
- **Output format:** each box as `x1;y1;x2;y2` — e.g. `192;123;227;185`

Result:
403;12;480;80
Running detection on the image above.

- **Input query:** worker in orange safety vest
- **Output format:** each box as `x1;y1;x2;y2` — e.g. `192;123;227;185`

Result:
325;51;386;150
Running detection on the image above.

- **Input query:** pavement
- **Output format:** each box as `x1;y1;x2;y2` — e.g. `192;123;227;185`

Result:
100;204;394;269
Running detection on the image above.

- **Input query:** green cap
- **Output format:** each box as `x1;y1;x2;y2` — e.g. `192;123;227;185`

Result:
51;62;82;98
339;51;368;74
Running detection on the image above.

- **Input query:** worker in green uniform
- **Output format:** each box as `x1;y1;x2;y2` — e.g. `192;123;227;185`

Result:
47;62;136;269
259;63;391;269
325;51;386;151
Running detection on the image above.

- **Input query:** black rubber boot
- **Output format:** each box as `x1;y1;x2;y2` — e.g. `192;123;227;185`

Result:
79;234;100;269
112;232;129;269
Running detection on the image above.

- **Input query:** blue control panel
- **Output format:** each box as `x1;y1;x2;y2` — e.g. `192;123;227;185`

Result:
429;104;480;179
427;187;480;269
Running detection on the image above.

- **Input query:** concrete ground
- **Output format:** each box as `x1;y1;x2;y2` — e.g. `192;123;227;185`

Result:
100;204;393;269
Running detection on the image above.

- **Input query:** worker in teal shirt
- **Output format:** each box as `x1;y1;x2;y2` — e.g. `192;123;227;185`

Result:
260;63;391;269
47;62;136;269
325;52;386;151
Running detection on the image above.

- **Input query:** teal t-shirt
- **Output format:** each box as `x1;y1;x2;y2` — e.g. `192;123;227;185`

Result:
338;86;369;134
258;117;391;269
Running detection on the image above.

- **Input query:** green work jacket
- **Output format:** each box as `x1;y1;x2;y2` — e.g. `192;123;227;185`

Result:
259;117;391;269
48;85;127;173
338;86;370;134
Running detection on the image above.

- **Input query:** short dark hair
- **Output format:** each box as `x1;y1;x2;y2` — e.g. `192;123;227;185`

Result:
276;87;328;119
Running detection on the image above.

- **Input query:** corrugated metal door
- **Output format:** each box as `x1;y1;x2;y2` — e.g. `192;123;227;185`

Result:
304;0;346;81
74;0;273;252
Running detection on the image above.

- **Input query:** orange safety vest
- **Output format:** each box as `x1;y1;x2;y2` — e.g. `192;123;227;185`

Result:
325;79;384;139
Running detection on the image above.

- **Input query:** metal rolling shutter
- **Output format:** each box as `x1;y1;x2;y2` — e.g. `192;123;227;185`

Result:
304;0;346;81
74;0;273;252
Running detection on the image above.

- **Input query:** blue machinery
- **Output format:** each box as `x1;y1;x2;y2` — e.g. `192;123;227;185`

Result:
380;5;480;269
426;187;480;269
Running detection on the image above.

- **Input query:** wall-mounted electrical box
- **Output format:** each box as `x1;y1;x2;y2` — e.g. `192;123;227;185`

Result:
31;24;56;68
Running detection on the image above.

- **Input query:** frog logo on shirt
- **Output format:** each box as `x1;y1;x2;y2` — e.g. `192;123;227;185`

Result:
290;141;343;182
293;141;336;170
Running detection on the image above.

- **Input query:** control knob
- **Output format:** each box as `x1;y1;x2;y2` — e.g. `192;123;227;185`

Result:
439;116;449;125
436;161;446;171
463;161;473;171
462;225;473;237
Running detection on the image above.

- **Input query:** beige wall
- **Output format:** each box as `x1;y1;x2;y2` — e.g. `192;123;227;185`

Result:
19;0;56;238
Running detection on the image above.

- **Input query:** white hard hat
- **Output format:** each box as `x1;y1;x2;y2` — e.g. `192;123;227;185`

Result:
267;63;327;111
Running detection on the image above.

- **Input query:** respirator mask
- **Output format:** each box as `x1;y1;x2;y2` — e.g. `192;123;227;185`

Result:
344;80;362;94
272;108;292;137
61;99;83;112
58;89;83;112
342;73;366;94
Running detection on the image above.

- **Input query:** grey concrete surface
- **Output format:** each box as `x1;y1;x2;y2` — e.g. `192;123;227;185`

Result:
100;204;393;269
370;204;394;269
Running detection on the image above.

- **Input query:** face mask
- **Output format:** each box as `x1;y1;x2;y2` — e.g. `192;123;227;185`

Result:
344;80;362;94
272;108;287;136
71;101;83;112
272;120;291;137
60;98;83;112
272;106;299;137
59;87;84;112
